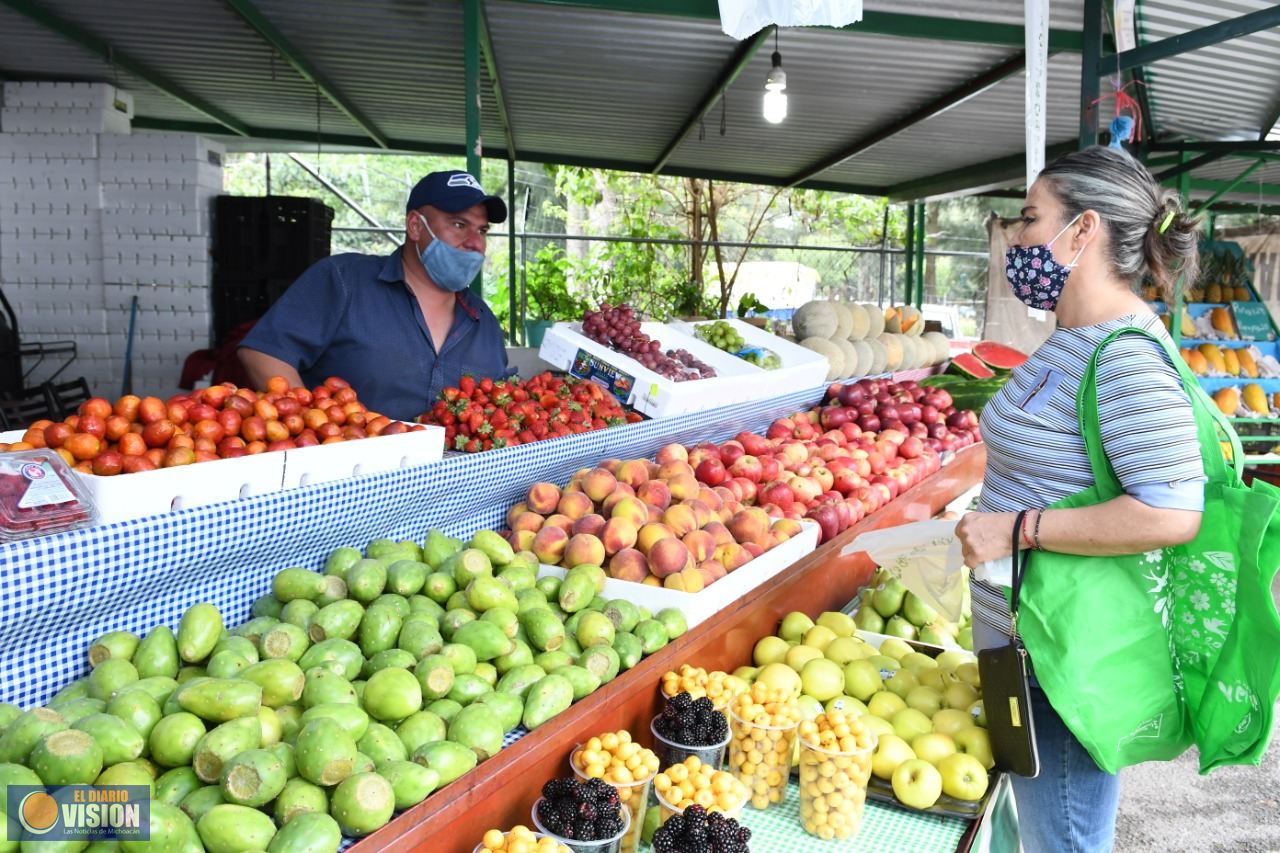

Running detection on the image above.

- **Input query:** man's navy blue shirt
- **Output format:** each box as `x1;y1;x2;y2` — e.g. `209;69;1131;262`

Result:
240;248;510;421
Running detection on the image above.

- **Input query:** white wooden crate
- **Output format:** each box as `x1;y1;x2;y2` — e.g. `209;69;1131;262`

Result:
536;522;819;628
279;425;446;489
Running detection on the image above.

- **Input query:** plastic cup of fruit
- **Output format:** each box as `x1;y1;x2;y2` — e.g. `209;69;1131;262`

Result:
796;733;877;841
727;706;799;810
649;717;730;772
569;745;654;853
472;831;571;853
653;784;746;829
531;797;631;853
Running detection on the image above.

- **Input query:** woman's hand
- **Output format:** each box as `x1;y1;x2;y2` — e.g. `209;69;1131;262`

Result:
956;511;1019;567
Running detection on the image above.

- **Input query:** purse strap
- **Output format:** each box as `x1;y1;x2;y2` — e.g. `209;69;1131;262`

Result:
1008;509;1030;639
1077;326;1244;498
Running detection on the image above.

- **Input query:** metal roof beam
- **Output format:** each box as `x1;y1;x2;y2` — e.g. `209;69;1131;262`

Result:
0;0;250;136
788;52;1029;186
1149;140;1280;153
1105;5;1280;72
886;141;1077;201
505;1;1083;51
652;26;771;174
1259;89;1280;143
129;117;889;197
478;0;517;156
1153;150;1231;182
1190;159;1266;216
223;0;390;149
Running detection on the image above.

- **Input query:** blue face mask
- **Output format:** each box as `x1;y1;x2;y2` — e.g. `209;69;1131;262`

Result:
417;214;484;293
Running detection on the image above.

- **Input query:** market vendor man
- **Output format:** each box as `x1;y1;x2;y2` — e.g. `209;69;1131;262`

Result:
238;170;512;422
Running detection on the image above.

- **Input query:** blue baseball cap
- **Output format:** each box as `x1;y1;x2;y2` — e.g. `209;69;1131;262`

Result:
406;170;507;223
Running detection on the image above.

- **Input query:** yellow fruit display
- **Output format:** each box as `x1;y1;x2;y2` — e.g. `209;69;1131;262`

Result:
1181;348;1209;376
1213;387;1240;415
1223;348;1242;377
1210;307;1236;337
1198;344;1227;374
1243;384;1270;416
1235;286;1251;301
1236;348;1259;379
1207;284;1224;304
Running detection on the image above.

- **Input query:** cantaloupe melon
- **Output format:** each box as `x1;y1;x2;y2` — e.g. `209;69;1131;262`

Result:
835;339;860;379
865;338;889;375
921;332;950;365
801;337;844;381
830;302;854;340
884;308;902;334
898;335;921;369
861;304;885;338
793;301;838;340
846;303;871;340
901;306;924;336
850;340;873;378
878;334;904;372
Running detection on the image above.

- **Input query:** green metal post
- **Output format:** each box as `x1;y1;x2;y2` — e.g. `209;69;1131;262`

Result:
1191;159;1266;218
915;203;926;309
1079;0;1102;149
464;0;483;298
903;204;915;306
1207;214;1216;240
508;156;518;345
1170;151;1190;350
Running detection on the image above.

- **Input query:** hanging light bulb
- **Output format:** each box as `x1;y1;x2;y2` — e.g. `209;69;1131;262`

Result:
763;29;787;124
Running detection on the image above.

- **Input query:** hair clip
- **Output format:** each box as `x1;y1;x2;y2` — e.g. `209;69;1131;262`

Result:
1158;210;1176;234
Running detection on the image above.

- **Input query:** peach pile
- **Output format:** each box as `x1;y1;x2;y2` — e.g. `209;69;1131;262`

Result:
507;445;808;592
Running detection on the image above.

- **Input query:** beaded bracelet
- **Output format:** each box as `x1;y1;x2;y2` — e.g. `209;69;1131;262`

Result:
1032;509;1046;551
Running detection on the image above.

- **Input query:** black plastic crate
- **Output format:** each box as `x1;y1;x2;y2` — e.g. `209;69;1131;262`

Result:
212;287;272;345
213;196;333;280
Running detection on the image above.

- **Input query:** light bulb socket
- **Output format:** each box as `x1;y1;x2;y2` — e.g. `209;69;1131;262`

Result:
765;51;786;90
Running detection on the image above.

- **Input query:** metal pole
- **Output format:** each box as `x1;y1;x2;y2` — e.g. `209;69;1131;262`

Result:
519;186;531;346
1079;0;1102;149
507;156;518;345
877;204;889;306
904;204;915;305
1191;159;1266;218
464;0;483;298
915;203;927;309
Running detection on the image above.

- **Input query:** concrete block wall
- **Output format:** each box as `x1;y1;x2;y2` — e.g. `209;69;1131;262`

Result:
0;81;223;400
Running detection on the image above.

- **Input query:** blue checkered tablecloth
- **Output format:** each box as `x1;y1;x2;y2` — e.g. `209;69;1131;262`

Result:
0;382;829;707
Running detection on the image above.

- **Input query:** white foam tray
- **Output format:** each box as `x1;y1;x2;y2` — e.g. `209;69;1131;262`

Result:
671;318;830;398
537;521;819;628
2;424;445;524
538;322;763;418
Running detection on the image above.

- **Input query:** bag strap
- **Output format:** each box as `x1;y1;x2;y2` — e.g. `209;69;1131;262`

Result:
1076;325;1244;497
1008;509;1030;639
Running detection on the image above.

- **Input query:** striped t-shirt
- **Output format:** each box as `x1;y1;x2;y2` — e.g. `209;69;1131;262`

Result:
971;313;1206;636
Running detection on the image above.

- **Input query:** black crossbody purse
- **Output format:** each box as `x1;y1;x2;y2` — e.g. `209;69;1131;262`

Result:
976;509;1040;778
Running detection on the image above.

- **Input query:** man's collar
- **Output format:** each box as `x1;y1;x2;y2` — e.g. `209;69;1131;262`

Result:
382;246;480;322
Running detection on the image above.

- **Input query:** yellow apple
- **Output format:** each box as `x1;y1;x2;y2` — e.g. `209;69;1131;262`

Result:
871;733;916;780
938;752;989;801
911;732;957;766
954;726;995;770
892;758;943;809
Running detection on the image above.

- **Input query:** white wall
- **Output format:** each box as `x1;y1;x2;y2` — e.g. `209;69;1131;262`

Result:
0;82;223;399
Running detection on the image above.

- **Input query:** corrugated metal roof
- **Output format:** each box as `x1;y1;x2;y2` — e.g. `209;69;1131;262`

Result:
1138;0;1280;141
0;0;1274;202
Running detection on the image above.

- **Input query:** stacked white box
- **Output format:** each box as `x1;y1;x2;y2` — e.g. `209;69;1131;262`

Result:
0;83;221;398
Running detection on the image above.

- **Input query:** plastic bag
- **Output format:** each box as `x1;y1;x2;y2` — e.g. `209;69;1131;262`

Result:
843;519;965;621
717;0;863;40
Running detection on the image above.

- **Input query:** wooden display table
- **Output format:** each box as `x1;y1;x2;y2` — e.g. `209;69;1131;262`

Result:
361;444;988;852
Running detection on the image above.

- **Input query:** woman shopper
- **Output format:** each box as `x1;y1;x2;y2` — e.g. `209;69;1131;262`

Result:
955;145;1205;853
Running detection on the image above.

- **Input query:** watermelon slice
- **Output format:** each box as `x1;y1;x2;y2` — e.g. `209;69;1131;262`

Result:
946;353;995;380
973;340;1029;371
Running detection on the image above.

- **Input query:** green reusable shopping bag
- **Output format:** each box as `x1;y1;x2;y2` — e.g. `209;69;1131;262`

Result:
1017;326;1280;774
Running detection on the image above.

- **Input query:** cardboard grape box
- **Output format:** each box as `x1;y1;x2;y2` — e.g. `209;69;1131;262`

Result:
537;321;762;418
536;521;819;628
1;424;445;526
671;318;830;399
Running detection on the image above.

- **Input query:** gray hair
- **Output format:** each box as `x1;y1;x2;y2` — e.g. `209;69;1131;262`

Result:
1037;145;1199;300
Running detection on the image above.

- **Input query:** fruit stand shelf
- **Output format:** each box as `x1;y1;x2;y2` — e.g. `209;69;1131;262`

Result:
355;445;988;853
